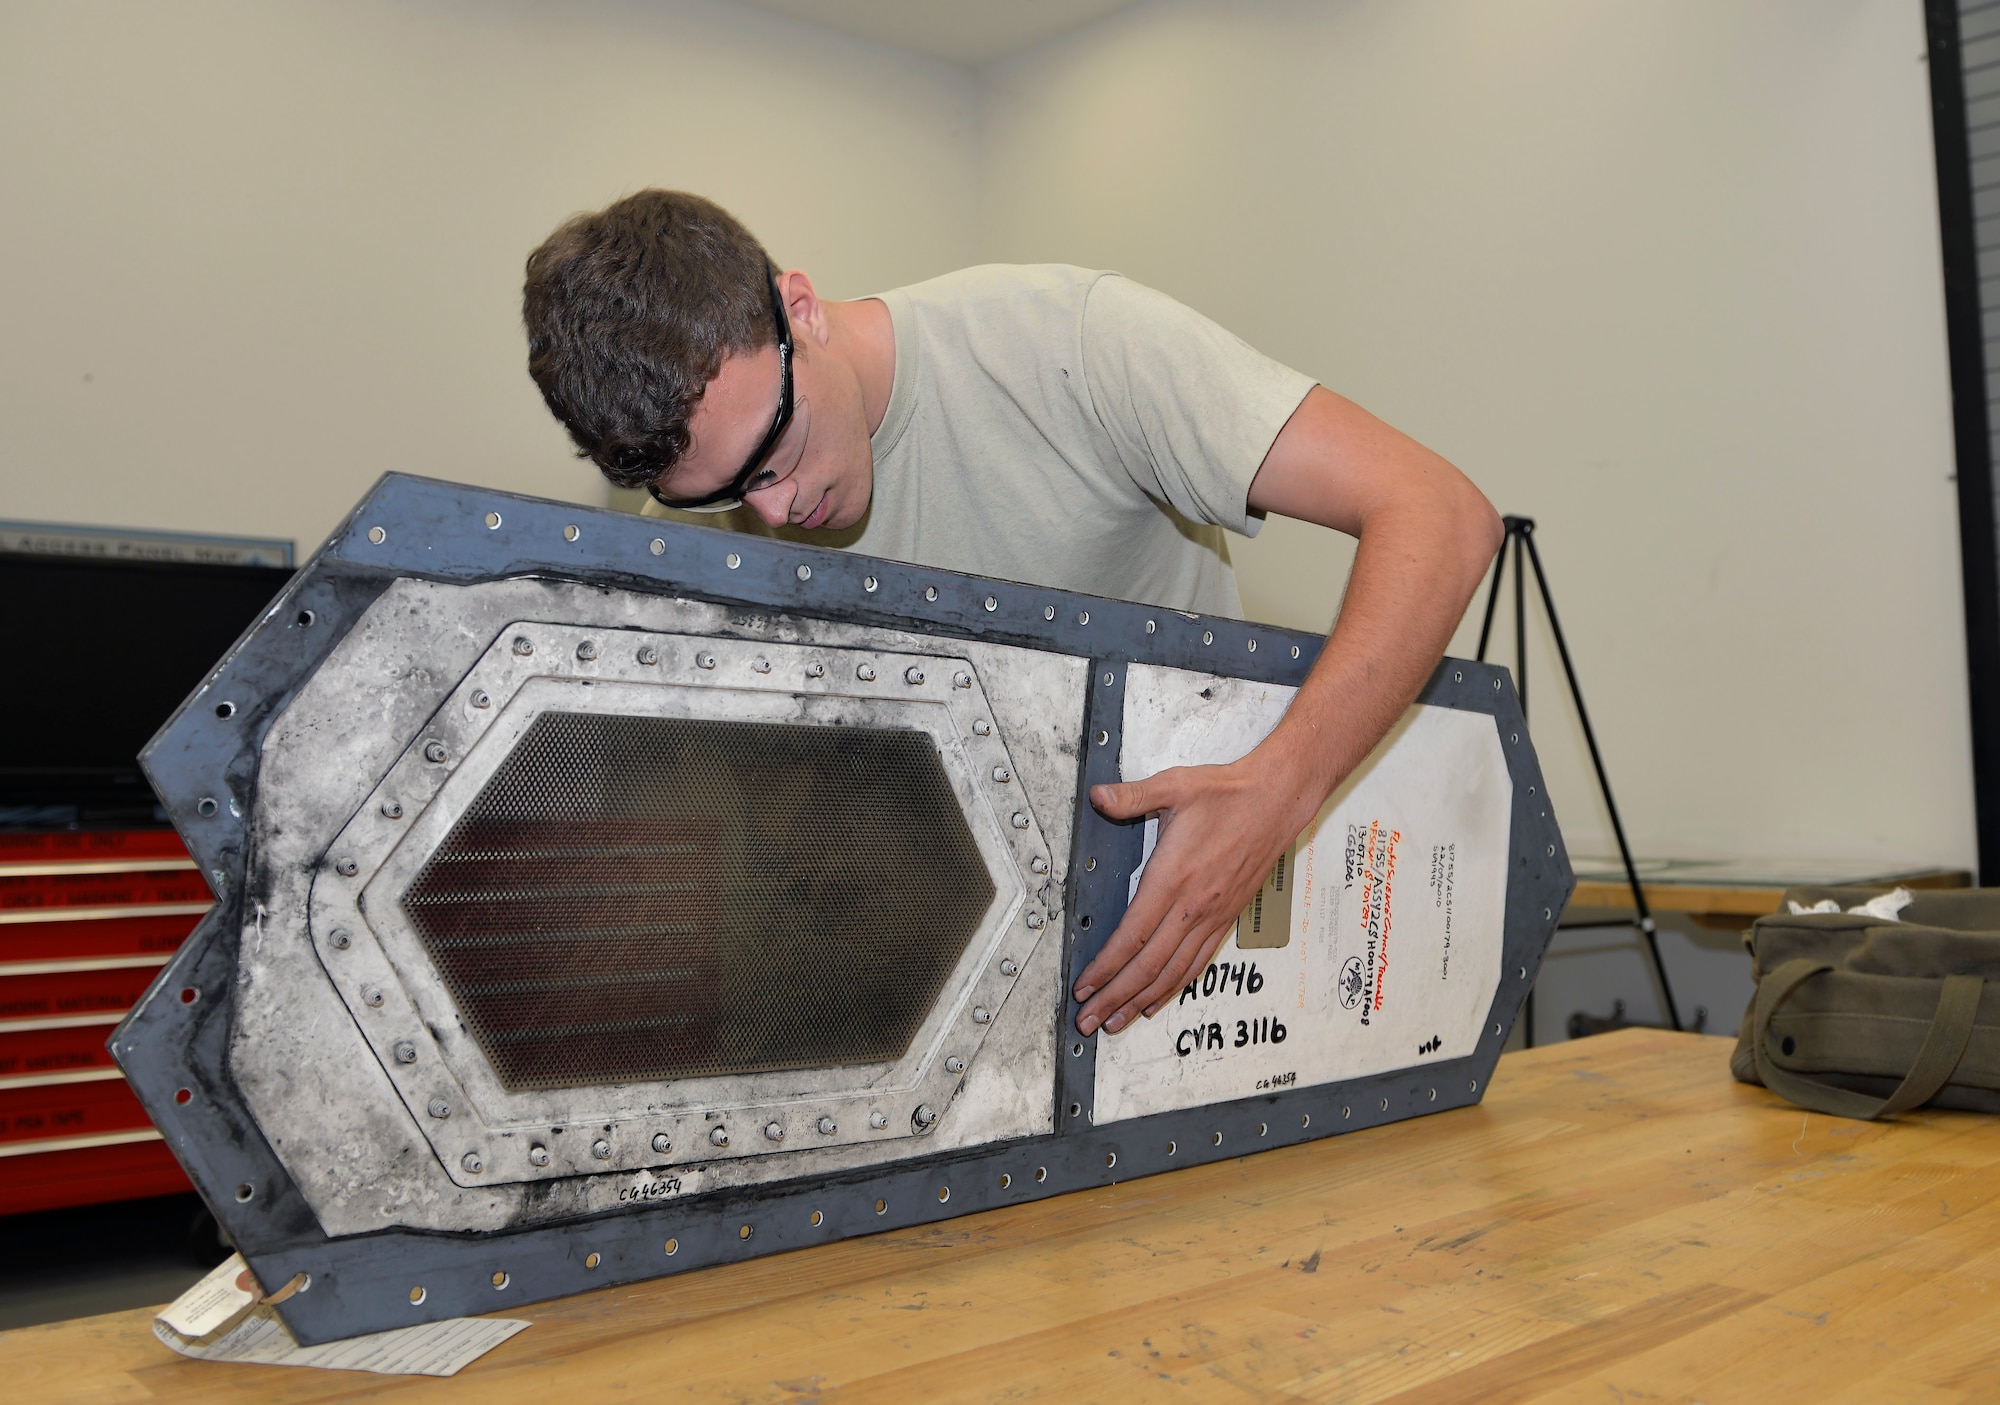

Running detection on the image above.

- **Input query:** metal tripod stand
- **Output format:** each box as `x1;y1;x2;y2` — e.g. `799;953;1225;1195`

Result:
1476;515;1680;1046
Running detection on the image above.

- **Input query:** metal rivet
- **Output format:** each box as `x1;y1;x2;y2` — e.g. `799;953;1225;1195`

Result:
423;740;447;764
1494;678;1503;690
563;524;580;542
1167;1141;1177;1155
905;666;925;685
765;1122;784;1142
1302;1114;1311;1127
428;1097;450;1119
913;1104;939;1129
1145;620;1157;634
576;640;599;662
876;1199;888;1214
972;1006;992;1025
1529;785;1537;795
408;1285;425;1305
710;1126;730;1148
1011;812;1029;830
1030;856;1049;875
214;700;236;719
751;657;771;673
983;595;998;611
869;1111;888;1130
296;609;315;627
1291;645;1301;658
375;798;402;823
592;1139;612;1159
1044;605;1056;621
806;661;825;679
1247;639;1258;652
796;564;812;581
196;797;218;818
1429;1088;1438;1101
529;1144;550;1166
664;1239;679;1256
1342;1106;1352;1119
363;986;385;1008
637;646;659;667
1495;1023;1504;1036
925;586;938;602
585;1252;601;1269
1095;730;1109;746
1470;1080;1480;1093
1085;857;1097;871
470;689;491;708
1071;1041;1084;1057
999;958;1019;977
1212;1131;1223;1145
938;1186;951;1202
329;928;352;950
1001;1172;1013;1187
816;1116;837;1136
1026;912;1045;930
1519;967;1528;978
512;636;534;656
1101;671;1115;686
993;766;1012;783
1547;844;1556;856
1079;611;1091;625
367;526;386;544
864;575;878;592
1512;732;1520;743
484;511;502;529
651;538;666;556
490;1270;508;1289
973;718;991;736
336;856;359;877
725;551;740;568
1108;1152;1119;1167
1380;1098;1390;1111
237;1182;257;1205
462;1151;484;1174
694;651;716;670
651;1133;672;1154
394;1039;417;1063
1543;907;1552;920
856;663;877;681
1202;630;1214;645
1453;670;1464;682
953;670;971;688
945;1056;964;1074
810;1210;824;1226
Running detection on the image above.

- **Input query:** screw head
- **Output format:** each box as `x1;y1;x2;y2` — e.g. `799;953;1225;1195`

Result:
924;586;939;602
512;636;534;656
1026;912;1045;930
637;645;659;666
709;1126;730;1148
427;1097;451;1119
591;1139;612;1160
764;1121;785;1142
1030;856;1049;875
651;1133;673;1154
953;671;971;689
423;740;447;764
984;595;998;611
856;663;877;681
816;1116;837;1135
1011;812;1029;830
972;1006;993;1025
528;1144;550;1167
329;928;352;950
992;766;1012;783
576;640;599;661
796;564;812;581
973;718;992;736
652;538;667;556
363;986;385;1008
470;689;491;708
461;1151;484;1174
335;856;359;877
393;1039;417;1063
945;1056;964;1074
805;661;826;678
751;657;771;673
380;799;403;819
912;1104;939;1130
999;958;1019;977
904;666;925;685
696;652;717;670
869;1111;888;1130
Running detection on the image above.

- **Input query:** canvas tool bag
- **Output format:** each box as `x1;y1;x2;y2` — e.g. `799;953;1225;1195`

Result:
1731;886;2000;1119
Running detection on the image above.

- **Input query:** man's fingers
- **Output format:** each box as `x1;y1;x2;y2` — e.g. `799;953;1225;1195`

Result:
1071;875;1180;1005
1100;924;1227;1034
1139;928;1237;1020
1089;768;1187;820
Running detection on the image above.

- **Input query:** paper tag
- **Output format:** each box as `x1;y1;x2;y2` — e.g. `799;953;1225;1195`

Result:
154;1254;529;1377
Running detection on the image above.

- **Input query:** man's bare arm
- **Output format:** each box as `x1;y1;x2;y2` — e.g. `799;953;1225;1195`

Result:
1071;386;1502;1035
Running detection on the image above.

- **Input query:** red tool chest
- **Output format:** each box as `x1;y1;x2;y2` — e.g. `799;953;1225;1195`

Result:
0;830;206;1215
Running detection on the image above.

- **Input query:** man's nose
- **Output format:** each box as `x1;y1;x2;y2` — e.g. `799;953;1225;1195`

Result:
743;477;794;529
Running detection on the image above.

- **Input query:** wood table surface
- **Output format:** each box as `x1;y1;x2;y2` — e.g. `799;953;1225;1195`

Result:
11;1028;2000;1403
1566;860;1971;923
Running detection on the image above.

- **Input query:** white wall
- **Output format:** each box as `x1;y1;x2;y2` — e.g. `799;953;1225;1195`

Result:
0;0;979;555
980;0;1975;873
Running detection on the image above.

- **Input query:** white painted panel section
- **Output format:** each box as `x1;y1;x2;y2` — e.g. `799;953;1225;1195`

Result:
1094;665;1510;1123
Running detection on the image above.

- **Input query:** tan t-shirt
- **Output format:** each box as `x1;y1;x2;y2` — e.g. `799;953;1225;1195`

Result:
650;265;1315;617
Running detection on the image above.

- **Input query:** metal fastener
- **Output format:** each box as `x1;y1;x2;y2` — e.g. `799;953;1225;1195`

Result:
380;799;403;819
805;661;825;678
709;1126;730;1148
591;1139;612;1160
423;740;447;763
1011;812;1029;830
197;797;219;817
329;928;352;950
393;1039;417;1063
512;636;534;656
470;689;491;708
999;958;1019;977
427;1097;450;1119
863;575;878;592
796;564;812;581
945;1056;964;1074
1145;620;1157;634
462;1151;484;1174
924;586;939;602
904;666;925;685
816;1116;837;1136
563;524;580;542
764;1122;784;1142
367;525;386;544
973;718;992;736
1026;912;1045;930
868;1111;888;1130
529;1144;550;1167
912;1104;939;1130
952;670;971;688
336;856;359;877
637;646;659;666
363;986;385;1008
651;538;667;556
1030;856;1049;875
1202;630;1214;645
992;766;1012;783
576;640;599;661
972;1006;992;1025
856;663;876;681
1078;610;1091;625
983;595;997;611
724;551;740;568
751;657;771;673
696;652;716;670
651;1132;673;1153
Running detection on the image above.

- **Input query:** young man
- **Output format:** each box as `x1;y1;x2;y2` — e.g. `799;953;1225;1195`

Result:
524;190;1502;1042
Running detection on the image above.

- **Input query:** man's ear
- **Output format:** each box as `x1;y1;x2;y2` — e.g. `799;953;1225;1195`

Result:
777;269;830;347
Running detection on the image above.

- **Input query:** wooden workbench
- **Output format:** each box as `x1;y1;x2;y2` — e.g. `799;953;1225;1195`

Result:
10;1028;2000;1401
1567;857;1971;925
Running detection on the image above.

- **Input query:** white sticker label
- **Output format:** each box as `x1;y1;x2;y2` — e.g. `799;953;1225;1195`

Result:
1093;667;1512;1124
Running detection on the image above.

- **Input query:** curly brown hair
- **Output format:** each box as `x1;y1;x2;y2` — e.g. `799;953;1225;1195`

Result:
523;191;778;488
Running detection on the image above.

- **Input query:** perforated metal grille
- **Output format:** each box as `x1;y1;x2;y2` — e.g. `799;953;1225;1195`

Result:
400;711;998;1091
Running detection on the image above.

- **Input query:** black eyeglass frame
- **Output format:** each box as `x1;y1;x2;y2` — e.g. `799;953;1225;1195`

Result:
646;275;795;512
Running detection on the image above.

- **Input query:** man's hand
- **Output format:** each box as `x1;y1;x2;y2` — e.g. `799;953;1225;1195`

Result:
1070;386;1502;1036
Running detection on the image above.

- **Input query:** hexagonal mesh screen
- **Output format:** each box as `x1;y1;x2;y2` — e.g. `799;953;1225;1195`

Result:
400;712;997;1091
